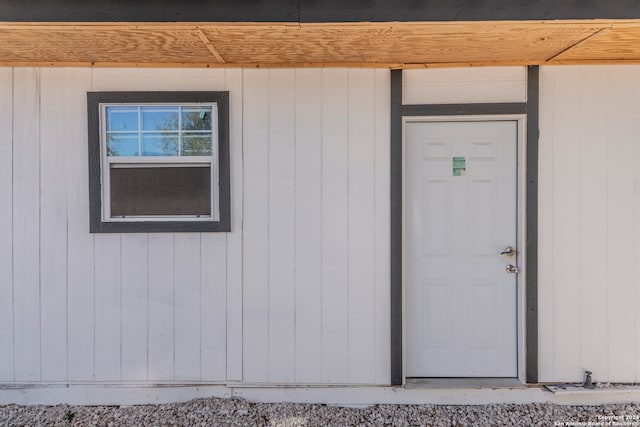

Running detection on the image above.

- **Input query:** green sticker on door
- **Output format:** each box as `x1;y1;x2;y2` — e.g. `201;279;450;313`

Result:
452;156;466;176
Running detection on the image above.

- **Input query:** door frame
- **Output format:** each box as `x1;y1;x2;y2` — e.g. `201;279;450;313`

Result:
389;67;540;386
402;115;526;382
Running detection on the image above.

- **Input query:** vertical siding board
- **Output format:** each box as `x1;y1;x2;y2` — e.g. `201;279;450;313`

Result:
636;65;640;384
537;66;555;382
294;69;323;383
90;68;226;92
224;68;243;382
321;69;350;382
94;234;122;381
121;234;148;381
200;233;227;381
347;69;376;384
606;66;636;382
174;234;202;381
242;69;270;382
551;66;582;381
66;68;94;381
12;68;41;381
39;68;69;381
578;67;609;382
540;65;640;383
374;69;391;385
0;68;14;381
147;234;175;381
402;67;527;105
267;69;296;382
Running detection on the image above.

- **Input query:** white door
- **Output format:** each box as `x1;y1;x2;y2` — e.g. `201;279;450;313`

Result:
405;120;518;377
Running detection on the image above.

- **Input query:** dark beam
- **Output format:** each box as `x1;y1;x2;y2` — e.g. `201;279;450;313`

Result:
525;65;539;384
0;0;299;22
301;0;640;22
402;103;527;116
390;69;403;386
3;0;640;23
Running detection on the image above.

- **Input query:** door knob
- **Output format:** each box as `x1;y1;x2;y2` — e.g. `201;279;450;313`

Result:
500;246;515;257
505;264;519;274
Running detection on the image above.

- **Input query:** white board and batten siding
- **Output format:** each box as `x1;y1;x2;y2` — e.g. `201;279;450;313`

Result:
0;67;390;387
538;65;640;384
242;69;390;384
6;63;640;392
0;68;14;381
402;67;527;105
0;68;238;383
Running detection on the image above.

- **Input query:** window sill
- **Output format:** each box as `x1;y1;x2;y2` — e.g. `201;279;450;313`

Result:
90;219;230;233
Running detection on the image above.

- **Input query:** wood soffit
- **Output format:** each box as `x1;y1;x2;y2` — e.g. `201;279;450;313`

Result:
2;20;640;68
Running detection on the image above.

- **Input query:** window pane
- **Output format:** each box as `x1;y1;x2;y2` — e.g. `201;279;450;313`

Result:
110;166;211;217
107;133;139;156
141;106;179;131
182;133;213;156
106;107;138;131
142;133;179;156
181;107;212;131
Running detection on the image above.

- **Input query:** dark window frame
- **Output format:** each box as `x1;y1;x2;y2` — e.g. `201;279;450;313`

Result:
88;91;231;233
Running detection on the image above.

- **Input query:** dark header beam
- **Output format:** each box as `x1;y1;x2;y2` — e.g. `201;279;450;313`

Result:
402;103;527;116
302;0;640;23
3;0;640;23
0;0;299;22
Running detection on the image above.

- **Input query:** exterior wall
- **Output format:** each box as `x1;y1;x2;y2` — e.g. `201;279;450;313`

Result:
4;63;640;391
0;67;390;386
241;69;390;384
538;65;640;383
402;67;527;104
405;65;640;385
0;68;240;383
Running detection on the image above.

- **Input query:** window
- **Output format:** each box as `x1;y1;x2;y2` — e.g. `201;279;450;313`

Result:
88;92;230;232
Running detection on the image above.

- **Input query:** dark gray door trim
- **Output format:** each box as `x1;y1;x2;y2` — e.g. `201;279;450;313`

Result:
390;66;539;385
390;70;404;386
525;66;539;383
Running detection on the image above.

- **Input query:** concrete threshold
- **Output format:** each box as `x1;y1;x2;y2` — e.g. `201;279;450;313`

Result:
405;378;526;389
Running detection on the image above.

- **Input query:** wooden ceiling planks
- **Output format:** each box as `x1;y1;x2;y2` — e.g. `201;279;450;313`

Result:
195;29;226;64
0;26;213;64
552;25;640;62
1;21;640;68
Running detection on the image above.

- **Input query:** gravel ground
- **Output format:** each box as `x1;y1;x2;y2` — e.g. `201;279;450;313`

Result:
2;397;640;426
